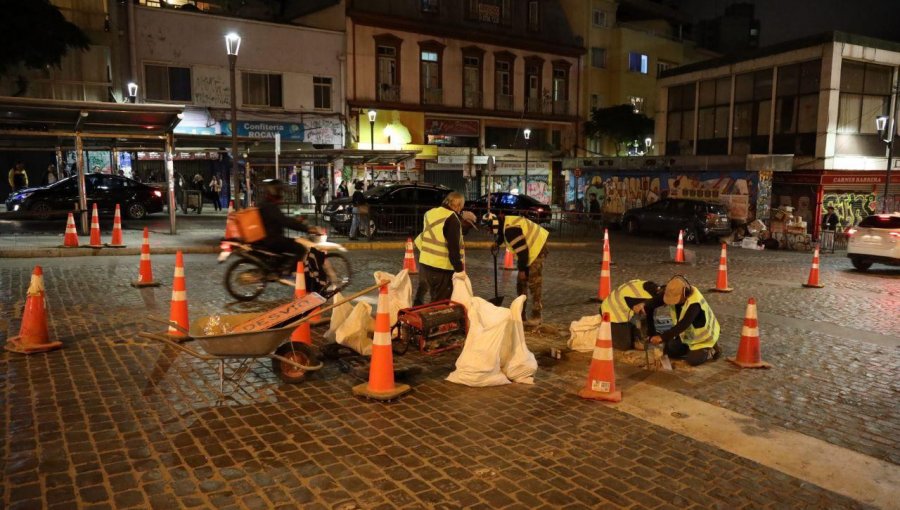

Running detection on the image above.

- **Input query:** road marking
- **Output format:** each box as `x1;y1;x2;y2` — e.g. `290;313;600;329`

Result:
616;381;900;509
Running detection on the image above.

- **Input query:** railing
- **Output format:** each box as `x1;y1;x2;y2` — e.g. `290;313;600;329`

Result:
463;90;483;109
552;99;569;116
526;97;544;114
422;88;443;105
378;84;400;102
495;94;514;111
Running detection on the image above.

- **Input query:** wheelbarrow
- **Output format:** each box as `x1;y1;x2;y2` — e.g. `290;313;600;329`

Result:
139;282;388;391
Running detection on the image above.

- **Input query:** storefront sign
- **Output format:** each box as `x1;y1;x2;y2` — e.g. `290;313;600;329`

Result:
220;121;305;140
137;151;219;161
492;161;550;175
822;174;900;185
436;155;489;165
425;118;480;137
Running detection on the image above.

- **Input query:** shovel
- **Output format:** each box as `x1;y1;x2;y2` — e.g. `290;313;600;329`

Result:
488;250;504;306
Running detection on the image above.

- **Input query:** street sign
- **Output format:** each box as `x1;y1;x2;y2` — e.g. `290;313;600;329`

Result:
274;133;281;155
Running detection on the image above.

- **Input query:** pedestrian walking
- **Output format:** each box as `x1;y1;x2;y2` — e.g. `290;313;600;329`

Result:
208;174;223;211
313;176;328;216
414;192;466;305
644;275;722;366
337;180;348;199
492;212;549;326
348;181;369;240
8;162;28;192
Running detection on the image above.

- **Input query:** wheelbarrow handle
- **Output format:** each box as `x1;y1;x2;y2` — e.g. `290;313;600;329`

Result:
145;315;192;336
281;280;390;329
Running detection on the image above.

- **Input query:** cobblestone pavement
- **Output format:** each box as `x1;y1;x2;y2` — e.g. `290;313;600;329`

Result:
1;234;897;509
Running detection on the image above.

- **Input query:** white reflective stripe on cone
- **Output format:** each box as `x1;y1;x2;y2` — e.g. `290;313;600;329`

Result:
741;327;760;337
592;346;614;361
719;264;727;270
372;330;391;346
812;264;819;269
171;291;186;301
174;267;184;277
140;253;151;261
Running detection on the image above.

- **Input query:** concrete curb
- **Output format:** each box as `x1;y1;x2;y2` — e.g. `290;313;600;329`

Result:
0;240;596;258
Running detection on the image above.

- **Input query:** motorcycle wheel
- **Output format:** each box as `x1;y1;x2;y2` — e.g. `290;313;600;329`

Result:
224;259;268;301
322;253;352;296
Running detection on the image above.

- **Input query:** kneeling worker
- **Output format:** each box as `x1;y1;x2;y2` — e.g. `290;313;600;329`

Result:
492;212;549;326
644;275;722;366
414;192;466;305
600;280;660;350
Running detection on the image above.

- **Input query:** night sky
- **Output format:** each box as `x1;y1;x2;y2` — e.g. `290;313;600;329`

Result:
680;0;900;46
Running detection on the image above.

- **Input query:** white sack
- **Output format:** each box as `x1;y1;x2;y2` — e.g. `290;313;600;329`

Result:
500;295;537;384
335;301;373;355
446;297;511;387
324;292;351;341
450;272;474;309
568;314;603;352
373;269;412;324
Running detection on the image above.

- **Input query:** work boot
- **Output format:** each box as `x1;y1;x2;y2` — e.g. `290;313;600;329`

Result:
712;342;723;360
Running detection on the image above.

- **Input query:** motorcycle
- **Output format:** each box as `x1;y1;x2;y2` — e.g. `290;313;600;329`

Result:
220;233;352;302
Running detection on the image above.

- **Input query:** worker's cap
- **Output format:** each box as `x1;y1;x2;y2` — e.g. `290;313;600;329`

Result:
663;277;689;305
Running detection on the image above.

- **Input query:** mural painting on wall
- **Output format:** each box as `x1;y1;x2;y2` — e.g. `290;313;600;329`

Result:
569;171;758;222
820;192;878;230
486;175;552;204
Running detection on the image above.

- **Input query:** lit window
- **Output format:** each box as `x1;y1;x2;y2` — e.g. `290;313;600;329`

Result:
629;52;649;74
421;51;438;62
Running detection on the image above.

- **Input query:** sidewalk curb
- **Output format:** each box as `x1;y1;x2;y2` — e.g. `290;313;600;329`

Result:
0;240;596;258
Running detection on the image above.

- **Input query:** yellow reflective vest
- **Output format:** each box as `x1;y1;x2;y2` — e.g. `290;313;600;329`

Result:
670;289;720;350
601;279;653;324
502;215;549;266
414;207;463;271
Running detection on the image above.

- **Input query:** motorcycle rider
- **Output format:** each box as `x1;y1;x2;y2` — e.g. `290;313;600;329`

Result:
257;179;320;263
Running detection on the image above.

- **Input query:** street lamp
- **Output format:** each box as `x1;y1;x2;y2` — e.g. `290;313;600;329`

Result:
877;107;896;213
127;82;138;103
367;109;377;150
645;137;652;155
523;128;531;197
226;33;242;208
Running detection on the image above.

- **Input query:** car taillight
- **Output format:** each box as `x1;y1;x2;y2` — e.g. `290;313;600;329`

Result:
846;228;857;236
153;190;162;197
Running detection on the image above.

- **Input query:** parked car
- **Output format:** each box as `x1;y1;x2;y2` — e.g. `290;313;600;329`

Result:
323;183;452;237
466;192;552;225
621;198;731;243
5;174;165;219
846;213;900;271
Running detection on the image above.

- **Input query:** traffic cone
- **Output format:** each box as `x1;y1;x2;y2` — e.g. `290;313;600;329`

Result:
224;200;239;240
709;243;733;292
106;204;126;248
591;236;612;302
502;246;515;270
87;203;103;248
727;298;771;369
352;284;411;401
131;227;160;287
5;266;62;354
402;237;418;275
802;246;825;288
167;251;189;340
578;313;621;402
60;212;79;248
290;261;312;345
673;230;685;263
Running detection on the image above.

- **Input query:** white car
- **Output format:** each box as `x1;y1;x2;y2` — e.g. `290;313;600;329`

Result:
846;213;900;271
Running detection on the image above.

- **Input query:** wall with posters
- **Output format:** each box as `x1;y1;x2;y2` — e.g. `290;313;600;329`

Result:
484;161;552;204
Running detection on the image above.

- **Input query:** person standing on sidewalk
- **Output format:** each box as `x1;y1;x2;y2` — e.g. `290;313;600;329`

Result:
348;181;369;240
414;192;466;305
600;279;660;350
8;162;28;192
491;212;549;326
313;176;328;217
208;174;223;211
645;275;722;366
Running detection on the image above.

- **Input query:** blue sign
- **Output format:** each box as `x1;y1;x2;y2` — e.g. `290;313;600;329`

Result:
220;121;305;141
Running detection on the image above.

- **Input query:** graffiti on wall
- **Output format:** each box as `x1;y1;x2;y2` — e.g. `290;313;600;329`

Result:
820;192;878;229
486;175;552;204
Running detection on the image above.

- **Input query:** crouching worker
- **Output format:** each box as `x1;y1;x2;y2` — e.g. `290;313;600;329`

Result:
600;280;660;350
645;275;722;366
491;213;549;326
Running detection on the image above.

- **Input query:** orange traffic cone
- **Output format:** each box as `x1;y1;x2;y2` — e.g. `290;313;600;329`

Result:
224;200;239;240
60;212;79;248
673;230;685;263
290;261;312;345
402;237;418;275
578;313;621;402
106;204;126;248
87;203;103;248
709;243;733;292
352;284;411;401
727;298;771;369
502;246;515;271
167;251;189;340
5;266;62;354
802;245;824;288
132;227;160;287
592;236;612;302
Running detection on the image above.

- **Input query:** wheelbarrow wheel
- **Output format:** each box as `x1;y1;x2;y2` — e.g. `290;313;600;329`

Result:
272;343;315;384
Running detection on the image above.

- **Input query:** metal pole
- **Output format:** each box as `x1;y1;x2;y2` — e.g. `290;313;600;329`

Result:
883;87;899;213
75;133;88;233
369;120;374;150
229;53;239;210
245;162;251;208
524;140;529;198
165;132;177;234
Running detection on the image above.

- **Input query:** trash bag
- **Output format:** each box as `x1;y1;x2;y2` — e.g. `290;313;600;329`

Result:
373;269;412;325
446;297;511;387
500;295;537;384
335;301;373;356
568;314;603;352
450;272;474;309
324;292;351;341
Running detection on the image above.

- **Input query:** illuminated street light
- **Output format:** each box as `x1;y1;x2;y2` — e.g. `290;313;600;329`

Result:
225;33;242;208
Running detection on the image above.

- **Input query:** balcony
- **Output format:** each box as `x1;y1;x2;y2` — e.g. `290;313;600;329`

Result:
463;90;482;109
378;84;400;102
495;94;513;111
552;99;569;116
526;97;544;114
422;88;443;105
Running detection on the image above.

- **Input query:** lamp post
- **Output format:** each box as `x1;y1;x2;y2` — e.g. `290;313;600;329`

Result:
645;136;652;156
523;128;531;197
127;82;138;103
877;97;897;213
226;32;242;209
368;109;377;150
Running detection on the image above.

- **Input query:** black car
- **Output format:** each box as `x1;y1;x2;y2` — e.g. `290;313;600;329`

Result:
323;183;452;237
620;198;731;243
5;174;165;219
466;192;552;225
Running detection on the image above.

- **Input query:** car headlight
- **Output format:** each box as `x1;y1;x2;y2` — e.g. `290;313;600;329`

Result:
14;192;32;201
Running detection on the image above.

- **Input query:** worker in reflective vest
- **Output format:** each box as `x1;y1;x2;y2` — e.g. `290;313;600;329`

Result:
645;275;722;366
600;279;659;350
492;213;549;326
413;192;466;305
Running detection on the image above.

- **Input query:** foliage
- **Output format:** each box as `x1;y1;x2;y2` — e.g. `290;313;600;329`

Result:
0;0;90;75
584;104;654;155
